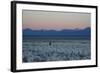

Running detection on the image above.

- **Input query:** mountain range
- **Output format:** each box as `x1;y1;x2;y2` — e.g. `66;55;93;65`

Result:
23;27;90;38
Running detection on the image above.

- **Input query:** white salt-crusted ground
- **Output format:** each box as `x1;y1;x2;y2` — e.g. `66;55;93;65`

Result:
22;39;91;62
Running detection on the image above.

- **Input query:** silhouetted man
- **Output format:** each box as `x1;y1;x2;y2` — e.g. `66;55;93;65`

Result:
49;41;52;46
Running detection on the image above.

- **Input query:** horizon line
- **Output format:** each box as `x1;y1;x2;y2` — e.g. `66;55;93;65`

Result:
23;27;91;31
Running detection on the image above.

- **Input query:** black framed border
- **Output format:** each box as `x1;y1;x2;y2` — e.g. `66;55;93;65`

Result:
11;1;98;72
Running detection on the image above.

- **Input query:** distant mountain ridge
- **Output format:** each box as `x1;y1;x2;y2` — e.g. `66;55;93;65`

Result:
23;27;90;38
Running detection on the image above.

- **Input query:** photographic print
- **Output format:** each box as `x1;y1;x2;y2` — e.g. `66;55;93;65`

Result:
11;1;97;72
22;10;91;62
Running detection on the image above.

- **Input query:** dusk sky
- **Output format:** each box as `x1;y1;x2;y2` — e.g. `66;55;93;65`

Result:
22;10;91;30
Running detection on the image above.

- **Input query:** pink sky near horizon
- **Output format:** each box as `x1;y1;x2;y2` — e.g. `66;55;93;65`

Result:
22;10;91;30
